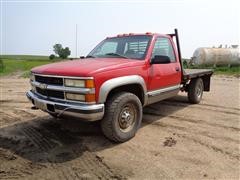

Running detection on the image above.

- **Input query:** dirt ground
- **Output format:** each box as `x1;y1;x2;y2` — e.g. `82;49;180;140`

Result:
0;76;239;180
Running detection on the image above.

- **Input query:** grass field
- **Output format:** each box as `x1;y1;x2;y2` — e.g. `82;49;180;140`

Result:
199;66;239;76
0;55;239;77
183;63;240;76
0;55;60;77
0;55;51;60
182;58;238;76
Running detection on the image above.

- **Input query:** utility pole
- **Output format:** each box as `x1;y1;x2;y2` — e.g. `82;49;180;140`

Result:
75;24;78;58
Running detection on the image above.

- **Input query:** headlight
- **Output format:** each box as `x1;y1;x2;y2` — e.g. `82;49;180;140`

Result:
65;79;85;87
64;79;94;88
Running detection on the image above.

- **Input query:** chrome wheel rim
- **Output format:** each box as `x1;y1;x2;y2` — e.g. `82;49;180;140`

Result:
118;103;136;133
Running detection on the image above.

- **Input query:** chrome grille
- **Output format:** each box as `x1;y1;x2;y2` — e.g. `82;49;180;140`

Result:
35;75;63;86
31;73;95;103
36;87;65;99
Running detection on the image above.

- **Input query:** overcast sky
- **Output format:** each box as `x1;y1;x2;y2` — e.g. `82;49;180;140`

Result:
1;0;239;58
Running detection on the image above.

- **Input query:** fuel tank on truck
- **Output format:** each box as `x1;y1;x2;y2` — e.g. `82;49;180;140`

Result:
191;47;240;66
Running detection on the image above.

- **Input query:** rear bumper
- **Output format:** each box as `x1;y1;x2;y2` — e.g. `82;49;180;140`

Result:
26;91;104;121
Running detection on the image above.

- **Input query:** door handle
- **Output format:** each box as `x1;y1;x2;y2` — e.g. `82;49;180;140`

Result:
175;67;180;71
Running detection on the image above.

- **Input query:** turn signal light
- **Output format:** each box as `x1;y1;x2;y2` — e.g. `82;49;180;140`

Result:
85;94;96;102
85;79;95;88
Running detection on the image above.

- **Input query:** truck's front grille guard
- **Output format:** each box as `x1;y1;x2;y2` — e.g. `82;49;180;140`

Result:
31;73;95;104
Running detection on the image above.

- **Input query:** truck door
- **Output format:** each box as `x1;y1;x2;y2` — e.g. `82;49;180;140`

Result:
147;36;181;104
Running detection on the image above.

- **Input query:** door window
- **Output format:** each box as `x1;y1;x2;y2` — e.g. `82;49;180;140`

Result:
152;37;176;62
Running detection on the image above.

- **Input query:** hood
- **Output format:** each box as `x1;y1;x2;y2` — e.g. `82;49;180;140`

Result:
31;58;144;77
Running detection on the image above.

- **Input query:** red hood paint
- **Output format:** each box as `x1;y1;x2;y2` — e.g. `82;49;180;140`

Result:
31;58;144;77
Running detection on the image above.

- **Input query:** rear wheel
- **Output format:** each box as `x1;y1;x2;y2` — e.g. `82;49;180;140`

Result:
101;92;142;142
188;78;204;104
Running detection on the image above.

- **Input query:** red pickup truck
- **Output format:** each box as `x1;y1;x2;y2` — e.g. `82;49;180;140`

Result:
26;29;213;142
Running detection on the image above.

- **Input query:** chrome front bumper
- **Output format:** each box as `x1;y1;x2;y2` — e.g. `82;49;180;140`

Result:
26;91;104;121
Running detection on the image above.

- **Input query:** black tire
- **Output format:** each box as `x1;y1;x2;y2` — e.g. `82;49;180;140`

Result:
188;78;204;104
101;92;142;142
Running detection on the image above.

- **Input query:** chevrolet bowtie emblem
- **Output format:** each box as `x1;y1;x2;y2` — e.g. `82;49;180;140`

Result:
39;83;47;89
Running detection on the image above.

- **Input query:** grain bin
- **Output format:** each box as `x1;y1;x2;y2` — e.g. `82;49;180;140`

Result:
191;47;240;66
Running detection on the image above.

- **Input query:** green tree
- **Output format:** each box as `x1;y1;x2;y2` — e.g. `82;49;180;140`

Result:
49;54;55;60
53;44;63;55
53;44;71;59
60;47;71;59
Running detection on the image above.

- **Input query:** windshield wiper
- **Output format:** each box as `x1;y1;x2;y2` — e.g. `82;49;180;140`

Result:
86;55;96;58
105;53;128;59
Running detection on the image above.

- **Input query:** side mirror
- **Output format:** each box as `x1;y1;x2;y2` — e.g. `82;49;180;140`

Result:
151;55;171;64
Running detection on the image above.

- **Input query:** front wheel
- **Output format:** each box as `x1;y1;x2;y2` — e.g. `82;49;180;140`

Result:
101;92;142;142
188;78;204;104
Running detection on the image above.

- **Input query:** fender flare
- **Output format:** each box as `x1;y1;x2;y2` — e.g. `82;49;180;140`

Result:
98;75;147;105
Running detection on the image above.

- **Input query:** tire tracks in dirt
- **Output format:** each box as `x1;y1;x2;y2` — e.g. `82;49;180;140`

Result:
160;101;240;116
0;108;37;126
176;133;240;161
0;120;126;180
80;150;123;179
0;148;47;180
167;99;240;111
0;169;25;180
145;106;240;133
21;126;54;152
201;103;240;111
143;119;240;161
13;109;37;119
143;111;240;145
24;121;122;179
45;144;124;180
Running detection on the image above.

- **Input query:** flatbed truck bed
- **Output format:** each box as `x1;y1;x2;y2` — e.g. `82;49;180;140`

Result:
183;69;213;80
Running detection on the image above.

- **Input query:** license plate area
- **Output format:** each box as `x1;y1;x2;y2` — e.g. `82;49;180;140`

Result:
34;100;47;111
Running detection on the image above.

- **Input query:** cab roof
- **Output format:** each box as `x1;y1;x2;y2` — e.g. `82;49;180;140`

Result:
106;32;171;39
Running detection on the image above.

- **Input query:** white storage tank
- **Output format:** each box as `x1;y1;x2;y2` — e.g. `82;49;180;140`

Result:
191;47;240;66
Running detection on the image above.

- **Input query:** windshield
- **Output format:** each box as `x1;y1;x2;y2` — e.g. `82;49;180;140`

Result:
87;35;152;60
